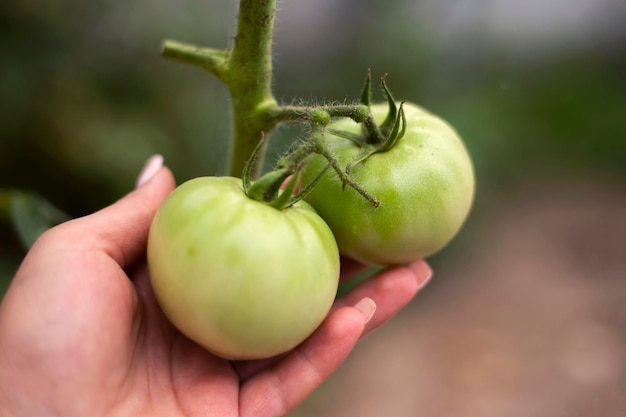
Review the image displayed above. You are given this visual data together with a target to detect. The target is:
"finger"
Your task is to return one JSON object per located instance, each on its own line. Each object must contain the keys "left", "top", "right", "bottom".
{"left": 46, "top": 162, "right": 176, "bottom": 268}
{"left": 339, "top": 256, "right": 373, "bottom": 281}
{"left": 236, "top": 261, "right": 432, "bottom": 383}
{"left": 232, "top": 354, "right": 286, "bottom": 384}
{"left": 333, "top": 260, "right": 432, "bottom": 335}
{"left": 239, "top": 299, "right": 375, "bottom": 417}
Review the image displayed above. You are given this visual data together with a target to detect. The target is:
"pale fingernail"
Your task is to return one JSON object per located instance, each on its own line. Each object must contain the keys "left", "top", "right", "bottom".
{"left": 409, "top": 260, "right": 433, "bottom": 288}
{"left": 136, "top": 155, "right": 164, "bottom": 188}
{"left": 353, "top": 297, "right": 376, "bottom": 324}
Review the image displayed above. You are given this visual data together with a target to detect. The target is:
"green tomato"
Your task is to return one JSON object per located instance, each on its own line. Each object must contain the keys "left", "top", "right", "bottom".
{"left": 301, "top": 102, "right": 475, "bottom": 265}
{"left": 147, "top": 176, "right": 340, "bottom": 360}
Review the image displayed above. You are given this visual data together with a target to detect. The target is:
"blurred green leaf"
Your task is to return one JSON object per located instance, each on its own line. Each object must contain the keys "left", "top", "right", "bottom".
{"left": 0, "top": 190, "right": 71, "bottom": 249}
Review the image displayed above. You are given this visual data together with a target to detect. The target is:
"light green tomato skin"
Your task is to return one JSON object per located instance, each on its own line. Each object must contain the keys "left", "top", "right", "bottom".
{"left": 147, "top": 176, "right": 340, "bottom": 360}
{"left": 302, "top": 103, "right": 475, "bottom": 265}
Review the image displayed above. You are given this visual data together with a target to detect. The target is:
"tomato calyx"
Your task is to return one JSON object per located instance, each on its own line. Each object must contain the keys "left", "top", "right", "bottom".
{"left": 242, "top": 71, "right": 412, "bottom": 210}
{"left": 345, "top": 100, "right": 407, "bottom": 175}
{"left": 242, "top": 134, "right": 329, "bottom": 210}
{"left": 331, "top": 70, "right": 407, "bottom": 144}
{"left": 325, "top": 71, "right": 407, "bottom": 174}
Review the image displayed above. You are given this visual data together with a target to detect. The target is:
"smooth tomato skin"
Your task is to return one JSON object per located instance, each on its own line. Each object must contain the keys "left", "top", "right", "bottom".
{"left": 147, "top": 176, "right": 340, "bottom": 360}
{"left": 301, "top": 103, "right": 475, "bottom": 265}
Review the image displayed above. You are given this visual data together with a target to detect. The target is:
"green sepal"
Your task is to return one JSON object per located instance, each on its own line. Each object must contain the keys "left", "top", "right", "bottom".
{"left": 377, "top": 100, "right": 406, "bottom": 153}
{"left": 379, "top": 74, "right": 398, "bottom": 137}
{"left": 359, "top": 69, "right": 372, "bottom": 107}
{"left": 242, "top": 133, "right": 267, "bottom": 193}
{"left": 268, "top": 170, "right": 299, "bottom": 210}
{"left": 245, "top": 168, "right": 291, "bottom": 203}
{"left": 346, "top": 145, "right": 377, "bottom": 175}
{"left": 346, "top": 102, "right": 406, "bottom": 173}
{"left": 318, "top": 148, "right": 380, "bottom": 208}
{"left": 286, "top": 163, "right": 331, "bottom": 208}
{"left": 326, "top": 128, "right": 365, "bottom": 146}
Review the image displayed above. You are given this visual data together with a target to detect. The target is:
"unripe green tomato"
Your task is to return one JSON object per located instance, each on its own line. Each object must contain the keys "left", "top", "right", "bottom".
{"left": 147, "top": 176, "right": 340, "bottom": 360}
{"left": 301, "top": 103, "right": 475, "bottom": 265}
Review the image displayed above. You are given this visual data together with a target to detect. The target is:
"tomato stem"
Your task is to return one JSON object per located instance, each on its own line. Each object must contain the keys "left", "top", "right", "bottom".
{"left": 267, "top": 105, "right": 369, "bottom": 125}
{"left": 226, "top": 0, "right": 280, "bottom": 177}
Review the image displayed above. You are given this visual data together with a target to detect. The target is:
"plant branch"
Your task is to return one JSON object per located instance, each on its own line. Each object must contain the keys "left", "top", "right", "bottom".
{"left": 226, "top": 0, "right": 279, "bottom": 177}
{"left": 161, "top": 40, "right": 230, "bottom": 82}
{"left": 267, "top": 105, "right": 370, "bottom": 125}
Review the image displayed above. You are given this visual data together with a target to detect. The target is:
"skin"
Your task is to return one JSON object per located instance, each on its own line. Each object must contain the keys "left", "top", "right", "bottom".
{"left": 0, "top": 157, "right": 433, "bottom": 417}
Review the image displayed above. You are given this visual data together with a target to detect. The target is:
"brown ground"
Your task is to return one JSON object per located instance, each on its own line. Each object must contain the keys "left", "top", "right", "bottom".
{"left": 291, "top": 180, "right": 626, "bottom": 417}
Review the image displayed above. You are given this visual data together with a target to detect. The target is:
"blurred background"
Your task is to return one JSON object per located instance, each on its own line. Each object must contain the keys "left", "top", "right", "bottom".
{"left": 1, "top": 0, "right": 625, "bottom": 415}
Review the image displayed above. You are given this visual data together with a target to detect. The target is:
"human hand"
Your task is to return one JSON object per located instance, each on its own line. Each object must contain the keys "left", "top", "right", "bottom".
{"left": 0, "top": 156, "right": 432, "bottom": 417}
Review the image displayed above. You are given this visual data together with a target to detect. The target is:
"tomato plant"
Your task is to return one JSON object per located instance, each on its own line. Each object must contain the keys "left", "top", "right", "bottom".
{"left": 300, "top": 102, "right": 475, "bottom": 265}
{"left": 147, "top": 1, "right": 475, "bottom": 361}
{"left": 147, "top": 176, "right": 340, "bottom": 360}
{"left": 3, "top": 0, "right": 476, "bottom": 390}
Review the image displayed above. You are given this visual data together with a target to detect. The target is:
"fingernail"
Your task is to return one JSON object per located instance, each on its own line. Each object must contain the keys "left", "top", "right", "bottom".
{"left": 136, "top": 155, "right": 164, "bottom": 188}
{"left": 409, "top": 260, "right": 433, "bottom": 288}
{"left": 353, "top": 297, "right": 376, "bottom": 324}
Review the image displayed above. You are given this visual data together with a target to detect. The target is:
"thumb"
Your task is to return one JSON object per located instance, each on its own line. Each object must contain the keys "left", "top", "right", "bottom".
{"left": 53, "top": 156, "right": 177, "bottom": 267}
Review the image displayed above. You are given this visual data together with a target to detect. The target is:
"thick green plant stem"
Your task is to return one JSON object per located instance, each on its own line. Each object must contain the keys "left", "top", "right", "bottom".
{"left": 227, "top": 0, "right": 279, "bottom": 176}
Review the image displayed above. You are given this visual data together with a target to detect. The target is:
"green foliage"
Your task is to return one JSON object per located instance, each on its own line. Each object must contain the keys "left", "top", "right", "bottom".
{"left": 0, "top": 190, "right": 70, "bottom": 249}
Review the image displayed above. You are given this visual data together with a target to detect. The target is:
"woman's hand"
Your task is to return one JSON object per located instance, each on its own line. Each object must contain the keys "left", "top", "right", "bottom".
{"left": 0, "top": 156, "right": 432, "bottom": 417}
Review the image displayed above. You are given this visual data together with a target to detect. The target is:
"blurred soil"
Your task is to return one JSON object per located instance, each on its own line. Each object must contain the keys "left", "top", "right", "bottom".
{"left": 292, "top": 180, "right": 626, "bottom": 417}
